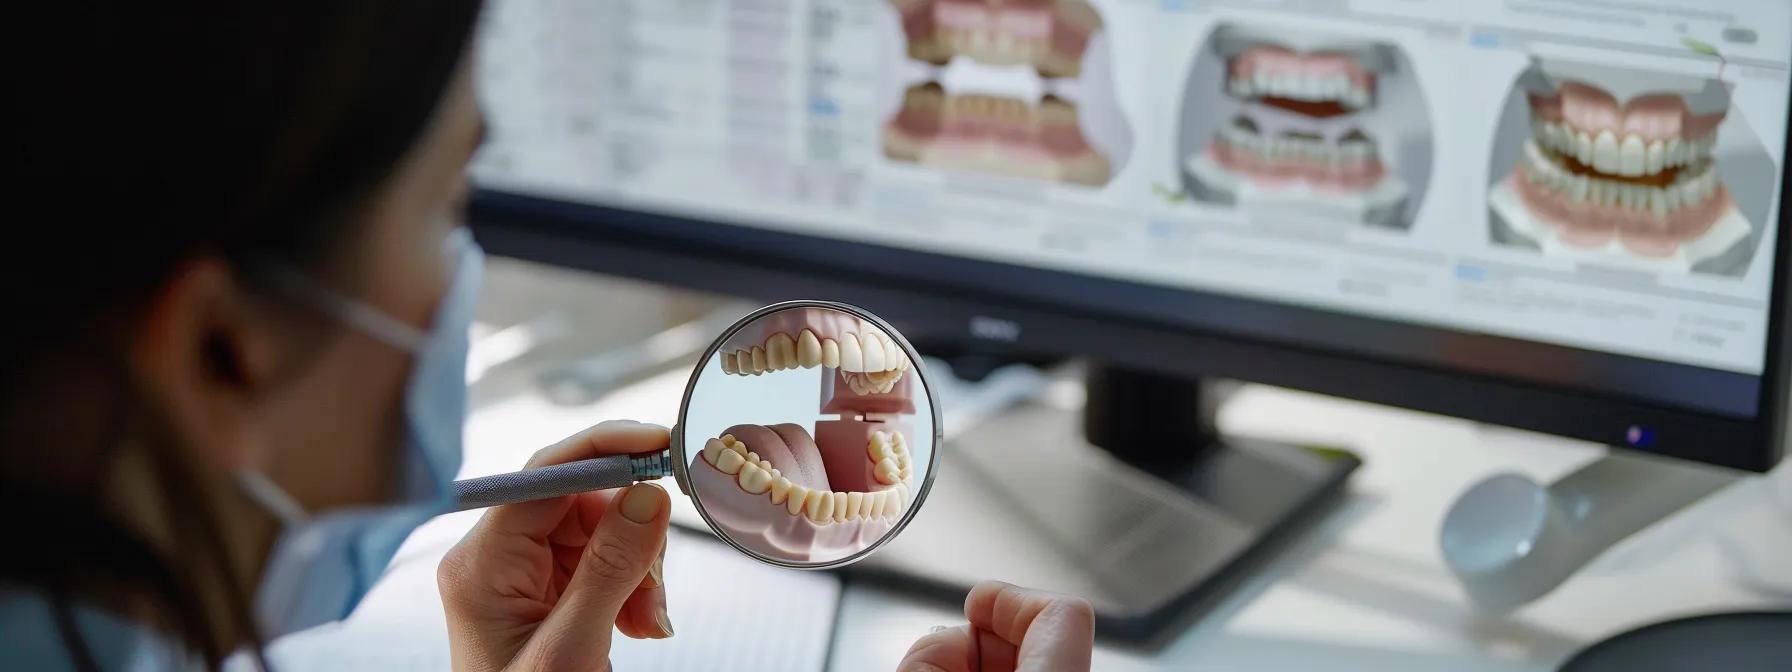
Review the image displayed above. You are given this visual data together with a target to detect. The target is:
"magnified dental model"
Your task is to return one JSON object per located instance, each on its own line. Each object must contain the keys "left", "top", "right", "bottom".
{"left": 450, "top": 301, "right": 941, "bottom": 569}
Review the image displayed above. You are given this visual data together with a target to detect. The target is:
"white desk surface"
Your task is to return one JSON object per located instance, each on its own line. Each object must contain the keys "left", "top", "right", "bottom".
{"left": 270, "top": 362, "right": 1792, "bottom": 671}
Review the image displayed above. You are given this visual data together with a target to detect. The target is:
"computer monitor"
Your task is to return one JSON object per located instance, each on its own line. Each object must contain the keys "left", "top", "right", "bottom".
{"left": 469, "top": 0, "right": 1789, "bottom": 473}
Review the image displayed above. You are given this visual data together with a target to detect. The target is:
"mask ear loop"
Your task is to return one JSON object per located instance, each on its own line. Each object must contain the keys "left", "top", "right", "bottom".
{"left": 250, "top": 263, "right": 429, "bottom": 353}
{"left": 235, "top": 470, "right": 309, "bottom": 528}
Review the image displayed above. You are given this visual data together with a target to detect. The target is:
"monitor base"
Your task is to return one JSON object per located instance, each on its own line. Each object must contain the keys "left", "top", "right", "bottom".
{"left": 845, "top": 365, "right": 1359, "bottom": 646}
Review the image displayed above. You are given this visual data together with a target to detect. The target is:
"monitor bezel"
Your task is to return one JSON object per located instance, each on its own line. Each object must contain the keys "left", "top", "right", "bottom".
{"left": 469, "top": 173, "right": 1789, "bottom": 473}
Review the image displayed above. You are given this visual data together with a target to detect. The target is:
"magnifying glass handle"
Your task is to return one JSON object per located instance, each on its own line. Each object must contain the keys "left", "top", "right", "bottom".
{"left": 451, "top": 449, "right": 674, "bottom": 512}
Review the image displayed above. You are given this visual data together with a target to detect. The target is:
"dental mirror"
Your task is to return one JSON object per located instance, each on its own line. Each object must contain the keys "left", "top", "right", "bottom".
{"left": 451, "top": 300, "right": 942, "bottom": 569}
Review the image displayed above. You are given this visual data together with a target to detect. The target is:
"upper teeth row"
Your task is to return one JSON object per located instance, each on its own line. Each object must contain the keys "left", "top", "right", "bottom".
{"left": 1531, "top": 120, "right": 1714, "bottom": 177}
{"left": 1228, "top": 72, "right": 1371, "bottom": 109}
{"left": 703, "top": 434, "right": 909, "bottom": 523}
{"left": 721, "top": 329, "right": 909, "bottom": 375}
{"left": 1521, "top": 139, "right": 1719, "bottom": 216}
{"left": 935, "top": 29, "right": 1052, "bottom": 65}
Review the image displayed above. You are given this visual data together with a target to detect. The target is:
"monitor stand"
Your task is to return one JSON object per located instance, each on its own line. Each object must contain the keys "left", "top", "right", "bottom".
{"left": 846, "top": 364, "right": 1361, "bottom": 646}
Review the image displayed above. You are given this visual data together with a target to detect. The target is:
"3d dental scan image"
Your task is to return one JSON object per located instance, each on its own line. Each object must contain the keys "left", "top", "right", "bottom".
{"left": 1176, "top": 23, "right": 1432, "bottom": 230}
{"left": 880, "top": 0, "right": 1133, "bottom": 187}
{"left": 679, "top": 303, "right": 938, "bottom": 566}
{"left": 1486, "top": 57, "right": 1774, "bottom": 275}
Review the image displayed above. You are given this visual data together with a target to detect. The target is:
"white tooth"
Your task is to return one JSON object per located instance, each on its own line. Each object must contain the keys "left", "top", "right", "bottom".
{"left": 770, "top": 476, "right": 794, "bottom": 505}
{"left": 776, "top": 332, "right": 801, "bottom": 370}
{"left": 868, "top": 432, "right": 892, "bottom": 462}
{"left": 1650, "top": 188, "right": 1668, "bottom": 218}
{"left": 765, "top": 333, "right": 789, "bottom": 370}
{"left": 721, "top": 352, "right": 738, "bottom": 375}
{"left": 846, "top": 492, "right": 864, "bottom": 519}
{"left": 804, "top": 489, "right": 833, "bottom": 522}
{"left": 785, "top": 484, "right": 809, "bottom": 515}
{"left": 1570, "top": 174, "right": 1588, "bottom": 202}
{"left": 1575, "top": 131, "right": 1593, "bottom": 165}
{"left": 797, "top": 329, "right": 822, "bottom": 368}
{"left": 859, "top": 332, "right": 887, "bottom": 372}
{"left": 1627, "top": 184, "right": 1643, "bottom": 211}
{"left": 738, "top": 462, "right": 772, "bottom": 494}
{"left": 1646, "top": 140, "right": 1664, "bottom": 175}
{"left": 750, "top": 346, "right": 767, "bottom": 374}
{"left": 881, "top": 336, "right": 904, "bottom": 372}
{"left": 1592, "top": 131, "right": 1619, "bottom": 174}
{"left": 839, "top": 333, "right": 864, "bottom": 372}
{"left": 821, "top": 338, "right": 841, "bottom": 368}
{"left": 715, "top": 448, "right": 746, "bottom": 475}
{"left": 900, "top": 466, "right": 913, "bottom": 481}
{"left": 703, "top": 438, "right": 726, "bottom": 465}
{"left": 863, "top": 491, "right": 885, "bottom": 519}
{"left": 1666, "top": 137, "right": 1682, "bottom": 166}
{"left": 1253, "top": 70, "right": 1272, "bottom": 94}
{"left": 1680, "top": 181, "right": 1700, "bottom": 206}
{"left": 1619, "top": 135, "right": 1645, "bottom": 177}
{"left": 1663, "top": 183, "right": 1682, "bottom": 211}
{"left": 831, "top": 492, "right": 849, "bottom": 523}
{"left": 875, "top": 458, "right": 901, "bottom": 484}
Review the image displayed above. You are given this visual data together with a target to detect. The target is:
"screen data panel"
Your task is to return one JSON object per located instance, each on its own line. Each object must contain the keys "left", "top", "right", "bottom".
{"left": 474, "top": 1, "right": 1788, "bottom": 400}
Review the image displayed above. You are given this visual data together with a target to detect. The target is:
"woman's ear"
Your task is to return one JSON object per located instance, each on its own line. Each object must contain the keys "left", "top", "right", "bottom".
{"left": 130, "top": 258, "right": 292, "bottom": 471}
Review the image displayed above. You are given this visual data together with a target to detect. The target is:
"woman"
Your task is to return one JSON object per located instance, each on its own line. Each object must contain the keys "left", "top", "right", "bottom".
{"left": 3, "top": 2, "right": 1094, "bottom": 670}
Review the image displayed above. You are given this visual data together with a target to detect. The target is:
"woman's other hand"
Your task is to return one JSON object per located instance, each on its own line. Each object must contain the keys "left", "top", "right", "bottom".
{"left": 899, "top": 581, "right": 1096, "bottom": 672}
{"left": 438, "top": 421, "right": 674, "bottom": 671}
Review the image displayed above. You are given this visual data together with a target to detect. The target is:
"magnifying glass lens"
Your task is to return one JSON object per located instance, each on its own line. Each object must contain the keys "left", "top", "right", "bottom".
{"left": 680, "top": 305, "right": 936, "bottom": 567}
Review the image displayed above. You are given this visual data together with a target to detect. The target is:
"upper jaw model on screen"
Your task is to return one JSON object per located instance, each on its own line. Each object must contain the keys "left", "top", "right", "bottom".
{"left": 690, "top": 308, "right": 917, "bottom": 562}
{"left": 1182, "top": 25, "right": 1413, "bottom": 227}
{"left": 1488, "top": 58, "right": 1752, "bottom": 271}
{"left": 881, "top": 0, "right": 1132, "bottom": 187}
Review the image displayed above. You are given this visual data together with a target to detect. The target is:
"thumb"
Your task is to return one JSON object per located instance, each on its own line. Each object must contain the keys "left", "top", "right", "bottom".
{"left": 525, "top": 484, "right": 669, "bottom": 667}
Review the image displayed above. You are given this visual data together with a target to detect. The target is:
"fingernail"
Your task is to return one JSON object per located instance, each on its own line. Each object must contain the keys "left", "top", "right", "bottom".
{"left": 620, "top": 484, "right": 665, "bottom": 524}
{"left": 656, "top": 607, "right": 675, "bottom": 637}
{"left": 647, "top": 556, "right": 664, "bottom": 587}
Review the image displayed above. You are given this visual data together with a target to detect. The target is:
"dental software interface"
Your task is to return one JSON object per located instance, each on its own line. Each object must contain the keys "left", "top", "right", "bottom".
{"left": 473, "top": 0, "right": 1789, "bottom": 378}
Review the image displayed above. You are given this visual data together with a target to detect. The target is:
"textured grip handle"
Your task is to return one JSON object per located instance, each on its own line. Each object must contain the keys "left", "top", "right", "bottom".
{"left": 452, "top": 454, "right": 637, "bottom": 512}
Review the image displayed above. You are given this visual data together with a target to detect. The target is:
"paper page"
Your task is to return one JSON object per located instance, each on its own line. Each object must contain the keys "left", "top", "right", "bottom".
{"left": 250, "top": 528, "right": 839, "bottom": 672}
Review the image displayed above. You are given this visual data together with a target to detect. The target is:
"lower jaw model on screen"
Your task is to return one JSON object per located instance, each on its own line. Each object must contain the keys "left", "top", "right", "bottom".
{"left": 1183, "top": 25, "right": 1412, "bottom": 227}
{"left": 691, "top": 309, "right": 917, "bottom": 562}
{"left": 1489, "top": 59, "right": 1750, "bottom": 271}
{"left": 884, "top": 83, "right": 1112, "bottom": 186}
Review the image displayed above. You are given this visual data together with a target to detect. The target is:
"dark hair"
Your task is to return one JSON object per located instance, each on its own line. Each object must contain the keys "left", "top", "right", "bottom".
{"left": 3, "top": 2, "right": 483, "bottom": 668}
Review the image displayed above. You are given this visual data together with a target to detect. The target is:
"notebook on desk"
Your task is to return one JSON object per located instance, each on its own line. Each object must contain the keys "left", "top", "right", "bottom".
{"left": 255, "top": 528, "right": 840, "bottom": 672}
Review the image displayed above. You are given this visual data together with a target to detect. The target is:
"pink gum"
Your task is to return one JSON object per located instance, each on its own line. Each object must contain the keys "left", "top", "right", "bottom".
{"left": 1527, "top": 81, "right": 1725, "bottom": 142}
{"left": 689, "top": 455, "right": 891, "bottom": 563}
{"left": 1209, "top": 142, "right": 1386, "bottom": 193}
{"left": 935, "top": 0, "right": 1051, "bottom": 40}
{"left": 1509, "top": 170, "right": 1731, "bottom": 257}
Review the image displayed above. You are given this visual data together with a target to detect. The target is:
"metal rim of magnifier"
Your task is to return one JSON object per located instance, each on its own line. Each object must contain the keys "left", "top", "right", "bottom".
{"left": 669, "top": 300, "right": 945, "bottom": 571}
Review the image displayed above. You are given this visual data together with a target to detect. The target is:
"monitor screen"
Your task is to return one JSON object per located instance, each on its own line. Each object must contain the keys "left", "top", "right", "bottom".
{"left": 472, "top": 1, "right": 1788, "bottom": 422}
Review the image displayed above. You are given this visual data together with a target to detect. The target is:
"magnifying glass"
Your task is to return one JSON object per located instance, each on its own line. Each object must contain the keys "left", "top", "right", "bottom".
{"left": 450, "top": 300, "right": 942, "bottom": 569}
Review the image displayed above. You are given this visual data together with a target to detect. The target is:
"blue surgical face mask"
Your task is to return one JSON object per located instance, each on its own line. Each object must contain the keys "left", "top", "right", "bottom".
{"left": 236, "top": 228, "right": 483, "bottom": 638}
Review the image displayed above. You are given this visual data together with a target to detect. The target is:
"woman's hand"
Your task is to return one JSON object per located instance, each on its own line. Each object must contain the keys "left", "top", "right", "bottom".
{"left": 438, "top": 420, "right": 674, "bottom": 671}
{"left": 898, "top": 581, "right": 1096, "bottom": 672}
